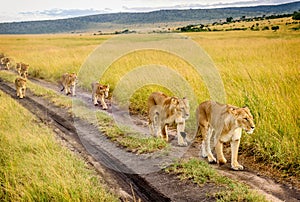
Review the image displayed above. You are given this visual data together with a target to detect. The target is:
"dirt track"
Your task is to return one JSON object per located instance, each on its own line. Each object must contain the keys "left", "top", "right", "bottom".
{"left": 0, "top": 75, "right": 300, "bottom": 202}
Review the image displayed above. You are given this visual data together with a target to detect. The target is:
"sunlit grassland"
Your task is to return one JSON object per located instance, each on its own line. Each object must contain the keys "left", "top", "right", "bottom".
{"left": 187, "top": 30, "right": 300, "bottom": 176}
{"left": 0, "top": 34, "right": 110, "bottom": 82}
{"left": 210, "top": 17, "right": 300, "bottom": 31}
{"left": 0, "top": 26, "right": 299, "bottom": 177}
{"left": 0, "top": 91, "right": 117, "bottom": 201}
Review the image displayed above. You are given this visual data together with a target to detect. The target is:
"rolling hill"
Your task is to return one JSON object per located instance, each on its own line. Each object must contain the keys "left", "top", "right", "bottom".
{"left": 0, "top": 1, "right": 299, "bottom": 34}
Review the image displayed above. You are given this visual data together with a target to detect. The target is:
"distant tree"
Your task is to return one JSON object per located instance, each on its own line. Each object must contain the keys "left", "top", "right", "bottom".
{"left": 262, "top": 26, "right": 270, "bottom": 30}
{"left": 292, "top": 12, "right": 300, "bottom": 20}
{"left": 271, "top": 26, "right": 280, "bottom": 31}
{"left": 226, "top": 17, "right": 233, "bottom": 23}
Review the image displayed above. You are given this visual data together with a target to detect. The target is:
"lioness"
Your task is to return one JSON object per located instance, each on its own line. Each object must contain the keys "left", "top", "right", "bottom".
{"left": 196, "top": 100, "right": 255, "bottom": 170}
{"left": 1, "top": 57, "right": 10, "bottom": 70}
{"left": 15, "top": 77, "right": 27, "bottom": 99}
{"left": 60, "top": 73, "right": 77, "bottom": 96}
{"left": 91, "top": 82, "right": 110, "bottom": 109}
{"left": 147, "top": 92, "right": 190, "bottom": 146}
{"left": 16, "top": 63, "right": 29, "bottom": 78}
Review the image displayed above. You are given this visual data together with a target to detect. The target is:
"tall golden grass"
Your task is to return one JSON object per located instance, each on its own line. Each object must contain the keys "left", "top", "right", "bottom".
{"left": 0, "top": 91, "right": 117, "bottom": 201}
{"left": 0, "top": 34, "right": 109, "bottom": 81}
{"left": 0, "top": 23, "right": 299, "bottom": 176}
{"left": 188, "top": 30, "right": 300, "bottom": 175}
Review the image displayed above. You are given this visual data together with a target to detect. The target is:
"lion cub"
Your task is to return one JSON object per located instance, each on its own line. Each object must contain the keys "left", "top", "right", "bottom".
{"left": 196, "top": 100, "right": 255, "bottom": 170}
{"left": 16, "top": 63, "right": 29, "bottom": 78}
{"left": 60, "top": 73, "right": 77, "bottom": 96}
{"left": 15, "top": 77, "right": 27, "bottom": 99}
{"left": 1, "top": 57, "right": 10, "bottom": 70}
{"left": 91, "top": 82, "right": 110, "bottom": 110}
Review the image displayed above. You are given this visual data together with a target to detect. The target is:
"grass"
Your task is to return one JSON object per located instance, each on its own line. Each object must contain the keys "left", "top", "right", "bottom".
{"left": 187, "top": 29, "right": 300, "bottom": 176}
{"left": 0, "top": 34, "right": 110, "bottom": 82}
{"left": 96, "top": 111, "right": 169, "bottom": 154}
{"left": 0, "top": 16, "right": 299, "bottom": 190}
{"left": 165, "top": 158, "right": 267, "bottom": 202}
{"left": 0, "top": 90, "right": 118, "bottom": 201}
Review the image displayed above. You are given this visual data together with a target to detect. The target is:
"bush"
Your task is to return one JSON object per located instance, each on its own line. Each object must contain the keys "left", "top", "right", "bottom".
{"left": 262, "top": 26, "right": 270, "bottom": 30}
{"left": 271, "top": 25, "right": 279, "bottom": 31}
{"left": 292, "top": 12, "right": 300, "bottom": 20}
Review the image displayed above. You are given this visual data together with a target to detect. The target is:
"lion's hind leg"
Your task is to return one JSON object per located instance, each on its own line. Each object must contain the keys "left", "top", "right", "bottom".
{"left": 205, "top": 127, "right": 217, "bottom": 163}
{"left": 162, "top": 125, "right": 169, "bottom": 142}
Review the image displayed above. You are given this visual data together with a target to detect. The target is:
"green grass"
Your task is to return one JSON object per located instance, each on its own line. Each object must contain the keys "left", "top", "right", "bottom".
{"left": 165, "top": 158, "right": 267, "bottom": 202}
{"left": 0, "top": 90, "right": 118, "bottom": 201}
{"left": 96, "top": 111, "right": 168, "bottom": 154}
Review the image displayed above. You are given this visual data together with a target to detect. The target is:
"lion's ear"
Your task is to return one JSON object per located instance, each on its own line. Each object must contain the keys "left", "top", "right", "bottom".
{"left": 171, "top": 97, "right": 178, "bottom": 105}
{"left": 107, "top": 84, "right": 110, "bottom": 89}
{"left": 228, "top": 107, "right": 238, "bottom": 117}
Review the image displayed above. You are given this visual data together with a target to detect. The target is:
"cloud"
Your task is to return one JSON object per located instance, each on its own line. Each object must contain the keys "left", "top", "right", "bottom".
{"left": 20, "top": 8, "right": 109, "bottom": 19}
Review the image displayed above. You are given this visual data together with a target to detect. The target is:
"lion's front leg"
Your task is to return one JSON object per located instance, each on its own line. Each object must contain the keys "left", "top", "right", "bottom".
{"left": 16, "top": 88, "right": 20, "bottom": 98}
{"left": 230, "top": 139, "right": 243, "bottom": 170}
{"left": 100, "top": 96, "right": 108, "bottom": 110}
{"left": 64, "top": 85, "right": 69, "bottom": 95}
{"left": 22, "top": 87, "right": 26, "bottom": 98}
{"left": 176, "top": 122, "right": 187, "bottom": 146}
{"left": 215, "top": 140, "right": 227, "bottom": 165}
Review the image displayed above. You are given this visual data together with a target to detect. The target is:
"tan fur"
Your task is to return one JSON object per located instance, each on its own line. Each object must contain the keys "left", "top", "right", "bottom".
{"left": 91, "top": 82, "right": 110, "bottom": 110}
{"left": 147, "top": 92, "right": 190, "bottom": 146}
{"left": 60, "top": 73, "right": 77, "bottom": 96}
{"left": 196, "top": 100, "right": 255, "bottom": 170}
{"left": 1, "top": 57, "right": 10, "bottom": 70}
{"left": 15, "top": 77, "right": 27, "bottom": 99}
{"left": 16, "top": 63, "right": 29, "bottom": 78}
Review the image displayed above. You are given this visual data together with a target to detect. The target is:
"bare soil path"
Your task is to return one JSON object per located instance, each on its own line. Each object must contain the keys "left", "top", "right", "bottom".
{"left": 1, "top": 74, "right": 299, "bottom": 202}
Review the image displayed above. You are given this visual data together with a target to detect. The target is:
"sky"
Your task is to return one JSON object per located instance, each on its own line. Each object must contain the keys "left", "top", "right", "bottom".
{"left": 0, "top": 0, "right": 298, "bottom": 23}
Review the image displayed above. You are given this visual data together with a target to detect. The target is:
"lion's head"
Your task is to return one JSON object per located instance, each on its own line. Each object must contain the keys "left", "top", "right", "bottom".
{"left": 68, "top": 73, "right": 77, "bottom": 85}
{"left": 15, "top": 77, "right": 27, "bottom": 87}
{"left": 21, "top": 64, "right": 29, "bottom": 78}
{"left": 97, "top": 84, "right": 110, "bottom": 98}
{"left": 178, "top": 97, "right": 190, "bottom": 120}
{"left": 229, "top": 106, "right": 255, "bottom": 134}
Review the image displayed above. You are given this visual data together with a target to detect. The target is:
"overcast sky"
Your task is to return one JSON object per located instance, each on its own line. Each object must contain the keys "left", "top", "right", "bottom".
{"left": 0, "top": 0, "right": 298, "bottom": 23}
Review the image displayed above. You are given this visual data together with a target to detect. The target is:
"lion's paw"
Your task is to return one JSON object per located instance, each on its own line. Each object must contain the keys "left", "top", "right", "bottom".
{"left": 208, "top": 156, "right": 217, "bottom": 163}
{"left": 217, "top": 158, "right": 227, "bottom": 165}
{"left": 231, "top": 164, "right": 244, "bottom": 171}
{"left": 178, "top": 142, "right": 188, "bottom": 147}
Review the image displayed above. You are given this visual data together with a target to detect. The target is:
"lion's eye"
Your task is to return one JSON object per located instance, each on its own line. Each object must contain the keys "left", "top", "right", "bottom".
{"left": 244, "top": 118, "right": 248, "bottom": 121}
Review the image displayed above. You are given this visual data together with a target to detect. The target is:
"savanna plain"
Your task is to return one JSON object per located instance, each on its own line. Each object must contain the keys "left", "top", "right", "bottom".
{"left": 0, "top": 17, "right": 299, "bottom": 201}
